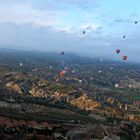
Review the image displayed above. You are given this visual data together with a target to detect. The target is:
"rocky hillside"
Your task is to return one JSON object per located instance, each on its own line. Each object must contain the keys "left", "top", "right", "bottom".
{"left": 2, "top": 74, "right": 100, "bottom": 109}
{"left": 1, "top": 73, "right": 140, "bottom": 123}
{"left": 0, "top": 113, "right": 139, "bottom": 140}
{"left": 70, "top": 95, "right": 101, "bottom": 110}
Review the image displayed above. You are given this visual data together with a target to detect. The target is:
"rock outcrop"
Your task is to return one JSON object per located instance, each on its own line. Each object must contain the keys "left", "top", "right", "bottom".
{"left": 5, "top": 82, "right": 23, "bottom": 94}
{"left": 70, "top": 95, "right": 101, "bottom": 110}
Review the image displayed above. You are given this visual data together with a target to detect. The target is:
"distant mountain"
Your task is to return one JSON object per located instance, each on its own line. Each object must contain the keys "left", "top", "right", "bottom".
{"left": 0, "top": 48, "right": 139, "bottom": 69}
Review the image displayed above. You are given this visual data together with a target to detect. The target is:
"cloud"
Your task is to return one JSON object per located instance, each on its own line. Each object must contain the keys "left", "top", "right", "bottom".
{"left": 29, "top": 0, "right": 99, "bottom": 11}
{"left": 0, "top": 3, "right": 66, "bottom": 29}
{"left": 131, "top": 13, "right": 139, "bottom": 18}
{"left": 0, "top": 0, "right": 140, "bottom": 63}
{"left": 114, "top": 19, "right": 131, "bottom": 23}
{"left": 81, "top": 24, "right": 98, "bottom": 30}
{"left": 0, "top": 0, "right": 100, "bottom": 34}
{"left": 0, "top": 22, "right": 140, "bottom": 63}
{"left": 64, "top": 0, "right": 99, "bottom": 10}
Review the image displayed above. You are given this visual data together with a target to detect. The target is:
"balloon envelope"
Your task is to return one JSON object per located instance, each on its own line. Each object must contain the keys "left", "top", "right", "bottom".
{"left": 98, "top": 70, "right": 102, "bottom": 74}
{"left": 122, "top": 56, "right": 127, "bottom": 61}
{"left": 116, "top": 49, "right": 120, "bottom": 54}
{"left": 123, "top": 35, "right": 126, "bottom": 39}
{"left": 115, "top": 84, "right": 119, "bottom": 88}
{"left": 59, "top": 71, "right": 65, "bottom": 77}
{"left": 83, "top": 31, "right": 86, "bottom": 34}
{"left": 19, "top": 63, "right": 23, "bottom": 66}
{"left": 61, "top": 51, "right": 64, "bottom": 55}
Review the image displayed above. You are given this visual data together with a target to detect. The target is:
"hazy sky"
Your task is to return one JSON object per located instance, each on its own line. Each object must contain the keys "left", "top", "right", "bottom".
{"left": 0, "top": 0, "right": 140, "bottom": 62}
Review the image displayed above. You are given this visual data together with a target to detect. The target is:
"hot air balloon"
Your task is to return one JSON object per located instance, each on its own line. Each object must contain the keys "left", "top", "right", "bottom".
{"left": 100, "top": 59, "right": 103, "bottom": 62}
{"left": 115, "top": 84, "right": 119, "bottom": 88}
{"left": 61, "top": 51, "right": 64, "bottom": 55}
{"left": 64, "top": 67, "right": 68, "bottom": 71}
{"left": 123, "top": 35, "right": 126, "bottom": 39}
{"left": 110, "top": 67, "right": 113, "bottom": 70}
{"left": 59, "top": 71, "right": 65, "bottom": 77}
{"left": 49, "top": 66, "right": 52, "bottom": 69}
{"left": 122, "top": 55, "right": 127, "bottom": 61}
{"left": 116, "top": 49, "right": 120, "bottom": 54}
{"left": 83, "top": 31, "right": 86, "bottom": 34}
{"left": 135, "top": 21, "right": 138, "bottom": 24}
{"left": 98, "top": 70, "right": 102, "bottom": 74}
{"left": 72, "top": 70, "right": 75, "bottom": 74}
{"left": 79, "top": 80, "right": 83, "bottom": 83}
{"left": 62, "top": 70, "right": 66, "bottom": 74}
{"left": 128, "top": 84, "right": 132, "bottom": 88}
{"left": 19, "top": 63, "right": 23, "bottom": 67}
{"left": 55, "top": 79, "right": 60, "bottom": 82}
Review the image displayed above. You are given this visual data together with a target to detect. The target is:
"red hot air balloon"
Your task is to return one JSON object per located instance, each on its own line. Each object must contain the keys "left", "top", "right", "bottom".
{"left": 59, "top": 71, "right": 65, "bottom": 77}
{"left": 122, "top": 56, "right": 127, "bottom": 61}
{"left": 116, "top": 49, "right": 120, "bottom": 54}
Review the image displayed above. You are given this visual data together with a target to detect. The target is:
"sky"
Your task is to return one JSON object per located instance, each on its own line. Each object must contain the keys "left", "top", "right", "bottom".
{"left": 0, "top": 0, "right": 140, "bottom": 63}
